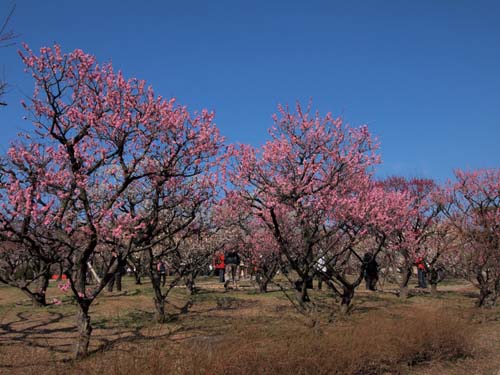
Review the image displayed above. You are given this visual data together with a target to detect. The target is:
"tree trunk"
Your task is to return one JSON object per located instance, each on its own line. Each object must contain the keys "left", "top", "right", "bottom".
{"left": 130, "top": 260, "right": 143, "bottom": 285}
{"left": 430, "top": 283, "right": 438, "bottom": 297}
{"left": 256, "top": 274, "right": 269, "bottom": 293}
{"left": 134, "top": 272, "right": 141, "bottom": 285}
{"left": 107, "top": 274, "right": 115, "bottom": 292}
{"left": 21, "top": 270, "right": 51, "bottom": 307}
{"left": 128, "top": 258, "right": 142, "bottom": 285}
{"left": 146, "top": 248, "right": 168, "bottom": 323}
{"left": 399, "top": 286, "right": 409, "bottom": 299}
{"left": 340, "top": 285, "right": 355, "bottom": 314}
{"left": 399, "top": 266, "right": 412, "bottom": 299}
{"left": 428, "top": 267, "right": 441, "bottom": 297}
{"left": 300, "top": 278, "right": 310, "bottom": 303}
{"left": 185, "top": 277, "right": 194, "bottom": 295}
{"left": 151, "top": 273, "right": 167, "bottom": 322}
{"left": 115, "top": 272, "right": 122, "bottom": 292}
{"left": 259, "top": 283, "right": 268, "bottom": 293}
{"left": 154, "top": 294, "right": 167, "bottom": 323}
{"left": 31, "top": 293, "right": 46, "bottom": 307}
{"left": 75, "top": 302, "right": 92, "bottom": 359}
{"left": 21, "top": 287, "right": 46, "bottom": 307}
{"left": 477, "top": 287, "right": 498, "bottom": 308}
{"left": 259, "top": 279, "right": 268, "bottom": 293}
{"left": 38, "top": 269, "right": 50, "bottom": 296}
{"left": 475, "top": 273, "right": 500, "bottom": 308}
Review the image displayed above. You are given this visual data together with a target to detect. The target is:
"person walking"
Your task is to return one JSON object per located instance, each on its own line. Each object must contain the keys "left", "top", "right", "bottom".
{"left": 224, "top": 250, "right": 241, "bottom": 291}
{"left": 107, "top": 250, "right": 125, "bottom": 292}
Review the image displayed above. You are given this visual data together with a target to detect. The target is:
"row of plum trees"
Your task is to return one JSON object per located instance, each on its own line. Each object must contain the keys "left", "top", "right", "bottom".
{"left": 0, "top": 44, "right": 499, "bottom": 359}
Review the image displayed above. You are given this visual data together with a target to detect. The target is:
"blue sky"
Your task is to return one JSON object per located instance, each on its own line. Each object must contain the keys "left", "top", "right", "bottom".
{"left": 1, "top": 0, "right": 499, "bottom": 182}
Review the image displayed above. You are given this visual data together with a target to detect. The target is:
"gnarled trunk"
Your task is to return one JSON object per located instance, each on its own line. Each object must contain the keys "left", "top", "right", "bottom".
{"left": 115, "top": 272, "right": 122, "bottom": 292}
{"left": 476, "top": 272, "right": 500, "bottom": 308}
{"left": 31, "top": 293, "right": 46, "bottom": 307}
{"left": 21, "top": 270, "right": 51, "bottom": 307}
{"left": 146, "top": 248, "right": 168, "bottom": 322}
{"left": 340, "top": 285, "right": 355, "bottom": 314}
{"left": 256, "top": 273, "right": 269, "bottom": 293}
{"left": 430, "top": 283, "right": 438, "bottom": 297}
{"left": 185, "top": 276, "right": 195, "bottom": 295}
{"left": 72, "top": 247, "right": 97, "bottom": 359}
{"left": 399, "top": 265, "right": 413, "bottom": 299}
{"left": 428, "top": 267, "right": 443, "bottom": 297}
{"left": 21, "top": 287, "right": 46, "bottom": 307}
{"left": 75, "top": 301, "right": 92, "bottom": 359}
{"left": 134, "top": 272, "right": 141, "bottom": 285}
{"left": 151, "top": 272, "right": 167, "bottom": 323}
{"left": 154, "top": 294, "right": 167, "bottom": 323}
{"left": 477, "top": 286, "right": 498, "bottom": 308}
{"left": 301, "top": 282, "right": 309, "bottom": 303}
{"left": 128, "top": 257, "right": 142, "bottom": 285}
{"left": 258, "top": 279, "right": 268, "bottom": 293}
{"left": 294, "top": 276, "right": 311, "bottom": 303}
{"left": 107, "top": 274, "right": 115, "bottom": 292}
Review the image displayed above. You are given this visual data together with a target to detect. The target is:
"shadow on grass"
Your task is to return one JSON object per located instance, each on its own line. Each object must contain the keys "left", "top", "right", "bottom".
{"left": 0, "top": 307, "right": 185, "bottom": 370}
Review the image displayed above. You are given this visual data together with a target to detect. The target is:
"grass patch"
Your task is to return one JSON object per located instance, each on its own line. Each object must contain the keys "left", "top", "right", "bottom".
{"left": 64, "top": 307, "right": 475, "bottom": 375}
{"left": 93, "top": 310, "right": 156, "bottom": 329}
{"left": 0, "top": 278, "right": 493, "bottom": 375}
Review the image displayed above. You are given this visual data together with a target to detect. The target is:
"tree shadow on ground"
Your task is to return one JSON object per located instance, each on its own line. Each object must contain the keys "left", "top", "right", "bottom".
{"left": 0, "top": 308, "right": 185, "bottom": 370}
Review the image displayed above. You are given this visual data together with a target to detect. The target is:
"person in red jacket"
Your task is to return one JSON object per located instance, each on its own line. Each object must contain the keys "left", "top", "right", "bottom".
{"left": 213, "top": 252, "right": 225, "bottom": 283}
{"left": 415, "top": 256, "right": 428, "bottom": 289}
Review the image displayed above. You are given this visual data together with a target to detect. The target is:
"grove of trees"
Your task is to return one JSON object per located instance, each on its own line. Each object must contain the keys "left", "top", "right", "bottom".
{"left": 1, "top": 44, "right": 499, "bottom": 359}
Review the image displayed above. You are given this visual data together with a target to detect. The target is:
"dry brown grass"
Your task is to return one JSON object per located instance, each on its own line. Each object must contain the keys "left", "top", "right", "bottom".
{"left": 0, "top": 278, "right": 498, "bottom": 375}
{"left": 63, "top": 307, "right": 473, "bottom": 375}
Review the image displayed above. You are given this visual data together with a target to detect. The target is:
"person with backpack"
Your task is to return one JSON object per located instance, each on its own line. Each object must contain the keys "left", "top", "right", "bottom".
{"left": 224, "top": 250, "right": 241, "bottom": 291}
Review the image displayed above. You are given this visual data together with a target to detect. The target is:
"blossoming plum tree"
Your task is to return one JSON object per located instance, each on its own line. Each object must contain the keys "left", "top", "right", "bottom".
{"left": 327, "top": 180, "right": 415, "bottom": 310}
{"left": 228, "top": 103, "right": 380, "bottom": 307}
{"left": 441, "top": 169, "right": 500, "bottom": 307}
{"left": 379, "top": 177, "right": 440, "bottom": 298}
{"left": 215, "top": 200, "right": 281, "bottom": 293}
{"left": 0, "top": 142, "right": 64, "bottom": 306}
{"left": 16, "top": 44, "right": 223, "bottom": 357}
{"left": 109, "top": 108, "right": 224, "bottom": 322}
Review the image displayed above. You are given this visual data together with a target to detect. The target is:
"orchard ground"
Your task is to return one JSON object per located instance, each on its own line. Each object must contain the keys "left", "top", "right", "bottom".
{"left": 0, "top": 276, "right": 499, "bottom": 375}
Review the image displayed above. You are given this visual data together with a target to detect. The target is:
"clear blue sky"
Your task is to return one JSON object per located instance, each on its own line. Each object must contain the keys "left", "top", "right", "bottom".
{"left": 1, "top": 0, "right": 499, "bottom": 181}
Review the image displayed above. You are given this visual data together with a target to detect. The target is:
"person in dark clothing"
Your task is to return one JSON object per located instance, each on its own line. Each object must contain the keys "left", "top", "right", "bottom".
{"left": 363, "top": 253, "right": 379, "bottom": 291}
{"left": 157, "top": 259, "right": 167, "bottom": 287}
{"left": 224, "top": 250, "right": 241, "bottom": 291}
{"left": 294, "top": 276, "right": 314, "bottom": 292}
{"left": 107, "top": 250, "right": 127, "bottom": 292}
